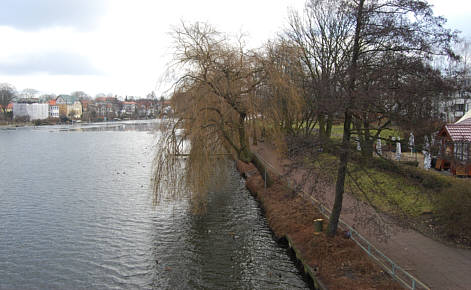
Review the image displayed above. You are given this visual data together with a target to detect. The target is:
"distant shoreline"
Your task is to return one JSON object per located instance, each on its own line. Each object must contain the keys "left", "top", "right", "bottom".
{"left": 0, "top": 118, "right": 161, "bottom": 130}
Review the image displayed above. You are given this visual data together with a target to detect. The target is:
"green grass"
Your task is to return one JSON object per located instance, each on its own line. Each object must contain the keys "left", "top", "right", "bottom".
{"left": 346, "top": 161, "right": 433, "bottom": 217}
{"left": 318, "top": 124, "right": 403, "bottom": 142}
{"left": 305, "top": 150, "right": 471, "bottom": 244}
{"left": 305, "top": 152, "right": 433, "bottom": 217}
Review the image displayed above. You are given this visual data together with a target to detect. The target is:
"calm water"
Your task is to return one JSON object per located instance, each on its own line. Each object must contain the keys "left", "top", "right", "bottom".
{"left": 0, "top": 122, "right": 308, "bottom": 289}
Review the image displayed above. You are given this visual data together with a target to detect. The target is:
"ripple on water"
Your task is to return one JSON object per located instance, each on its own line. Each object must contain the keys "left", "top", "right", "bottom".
{"left": 0, "top": 126, "right": 309, "bottom": 289}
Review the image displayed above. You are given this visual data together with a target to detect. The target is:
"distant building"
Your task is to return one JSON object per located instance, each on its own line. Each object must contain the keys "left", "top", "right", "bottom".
{"left": 94, "top": 97, "right": 121, "bottom": 119}
{"left": 438, "top": 77, "right": 471, "bottom": 122}
{"left": 135, "top": 99, "right": 158, "bottom": 118}
{"left": 122, "top": 101, "right": 137, "bottom": 116}
{"left": 13, "top": 100, "right": 49, "bottom": 120}
{"left": 0, "top": 103, "right": 13, "bottom": 114}
{"left": 48, "top": 100, "right": 59, "bottom": 118}
{"left": 56, "top": 95, "right": 82, "bottom": 119}
{"left": 80, "top": 99, "right": 90, "bottom": 112}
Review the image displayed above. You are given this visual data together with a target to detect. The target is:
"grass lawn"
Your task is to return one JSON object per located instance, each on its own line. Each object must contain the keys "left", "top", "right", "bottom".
{"left": 304, "top": 151, "right": 471, "bottom": 247}
{"left": 326, "top": 124, "right": 402, "bottom": 142}
{"left": 347, "top": 160, "right": 434, "bottom": 217}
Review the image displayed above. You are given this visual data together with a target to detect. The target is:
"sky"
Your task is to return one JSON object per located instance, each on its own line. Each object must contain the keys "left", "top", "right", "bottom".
{"left": 0, "top": 0, "right": 470, "bottom": 98}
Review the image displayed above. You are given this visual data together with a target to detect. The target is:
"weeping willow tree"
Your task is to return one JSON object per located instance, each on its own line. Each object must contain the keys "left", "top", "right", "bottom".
{"left": 152, "top": 22, "right": 274, "bottom": 212}
{"left": 259, "top": 40, "right": 308, "bottom": 140}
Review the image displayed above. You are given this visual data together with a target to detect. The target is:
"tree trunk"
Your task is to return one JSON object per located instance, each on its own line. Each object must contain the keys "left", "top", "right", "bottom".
{"left": 326, "top": 114, "right": 333, "bottom": 138}
{"left": 327, "top": 0, "right": 364, "bottom": 237}
{"left": 327, "top": 111, "right": 352, "bottom": 236}
{"left": 318, "top": 114, "right": 326, "bottom": 139}
{"left": 252, "top": 116, "right": 258, "bottom": 145}
{"left": 361, "top": 118, "right": 374, "bottom": 158}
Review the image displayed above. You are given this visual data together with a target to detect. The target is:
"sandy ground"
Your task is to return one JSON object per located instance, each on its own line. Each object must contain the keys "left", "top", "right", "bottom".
{"left": 251, "top": 142, "right": 471, "bottom": 290}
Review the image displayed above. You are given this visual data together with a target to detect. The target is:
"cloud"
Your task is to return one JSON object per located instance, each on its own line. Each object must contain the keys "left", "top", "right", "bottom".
{"left": 0, "top": 0, "right": 108, "bottom": 31}
{"left": 0, "top": 51, "right": 102, "bottom": 75}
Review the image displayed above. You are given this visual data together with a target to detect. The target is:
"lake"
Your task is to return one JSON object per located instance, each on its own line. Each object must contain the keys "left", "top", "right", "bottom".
{"left": 0, "top": 121, "right": 308, "bottom": 289}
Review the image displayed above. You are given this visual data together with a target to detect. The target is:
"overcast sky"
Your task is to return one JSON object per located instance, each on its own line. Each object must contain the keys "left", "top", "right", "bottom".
{"left": 0, "top": 0, "right": 470, "bottom": 98}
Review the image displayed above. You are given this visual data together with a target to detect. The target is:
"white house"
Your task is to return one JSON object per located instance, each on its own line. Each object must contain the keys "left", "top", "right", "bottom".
{"left": 48, "top": 99, "right": 59, "bottom": 118}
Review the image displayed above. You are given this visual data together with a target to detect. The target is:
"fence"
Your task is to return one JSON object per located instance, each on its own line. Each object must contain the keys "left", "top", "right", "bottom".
{"left": 253, "top": 151, "right": 430, "bottom": 290}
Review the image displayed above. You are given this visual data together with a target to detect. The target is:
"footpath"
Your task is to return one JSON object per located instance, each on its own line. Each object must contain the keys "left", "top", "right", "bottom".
{"left": 251, "top": 142, "right": 471, "bottom": 290}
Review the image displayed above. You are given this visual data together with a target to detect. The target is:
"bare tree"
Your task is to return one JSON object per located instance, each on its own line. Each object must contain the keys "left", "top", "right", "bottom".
{"left": 39, "top": 94, "right": 56, "bottom": 103}
{"left": 284, "top": 0, "right": 353, "bottom": 139}
{"left": 0, "top": 83, "right": 16, "bottom": 119}
{"left": 326, "top": 0, "right": 457, "bottom": 236}
{"left": 71, "top": 91, "right": 90, "bottom": 100}
{"left": 21, "top": 88, "right": 38, "bottom": 99}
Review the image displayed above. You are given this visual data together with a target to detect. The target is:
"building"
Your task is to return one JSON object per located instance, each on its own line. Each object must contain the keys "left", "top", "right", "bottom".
{"left": 80, "top": 99, "right": 90, "bottom": 112}
{"left": 56, "top": 95, "right": 82, "bottom": 119}
{"left": 439, "top": 97, "right": 471, "bottom": 123}
{"left": 438, "top": 77, "right": 471, "bottom": 123}
{"left": 13, "top": 101, "right": 49, "bottom": 120}
{"left": 0, "top": 103, "right": 13, "bottom": 113}
{"left": 0, "top": 103, "right": 13, "bottom": 120}
{"left": 136, "top": 99, "right": 158, "bottom": 118}
{"left": 436, "top": 117, "right": 471, "bottom": 176}
{"left": 122, "top": 101, "right": 137, "bottom": 117}
{"left": 48, "top": 100, "right": 59, "bottom": 118}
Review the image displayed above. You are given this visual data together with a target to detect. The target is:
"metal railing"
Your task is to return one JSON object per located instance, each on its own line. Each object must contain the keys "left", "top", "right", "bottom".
{"left": 253, "top": 151, "right": 430, "bottom": 290}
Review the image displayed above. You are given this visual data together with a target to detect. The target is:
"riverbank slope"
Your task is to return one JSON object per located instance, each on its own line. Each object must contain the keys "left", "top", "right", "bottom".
{"left": 236, "top": 160, "right": 401, "bottom": 289}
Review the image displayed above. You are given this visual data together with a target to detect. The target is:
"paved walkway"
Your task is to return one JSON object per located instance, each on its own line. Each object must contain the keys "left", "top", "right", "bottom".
{"left": 251, "top": 142, "right": 471, "bottom": 290}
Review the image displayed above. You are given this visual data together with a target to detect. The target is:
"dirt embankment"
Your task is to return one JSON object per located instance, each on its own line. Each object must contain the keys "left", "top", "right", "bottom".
{"left": 236, "top": 160, "right": 401, "bottom": 290}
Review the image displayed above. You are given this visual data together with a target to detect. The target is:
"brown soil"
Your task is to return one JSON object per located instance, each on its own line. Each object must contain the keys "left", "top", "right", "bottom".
{"left": 237, "top": 160, "right": 402, "bottom": 290}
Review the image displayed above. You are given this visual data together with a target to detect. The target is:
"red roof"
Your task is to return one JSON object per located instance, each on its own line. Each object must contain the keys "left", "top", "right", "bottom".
{"left": 1, "top": 103, "right": 13, "bottom": 110}
{"left": 443, "top": 124, "right": 471, "bottom": 142}
{"left": 48, "top": 99, "right": 57, "bottom": 105}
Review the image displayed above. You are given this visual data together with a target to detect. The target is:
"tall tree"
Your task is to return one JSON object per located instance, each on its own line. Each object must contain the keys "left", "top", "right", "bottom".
{"left": 153, "top": 22, "right": 271, "bottom": 212}
{"left": 259, "top": 40, "right": 307, "bottom": 137}
{"left": 285, "top": 0, "right": 353, "bottom": 139}
{"left": 326, "top": 0, "right": 457, "bottom": 236}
